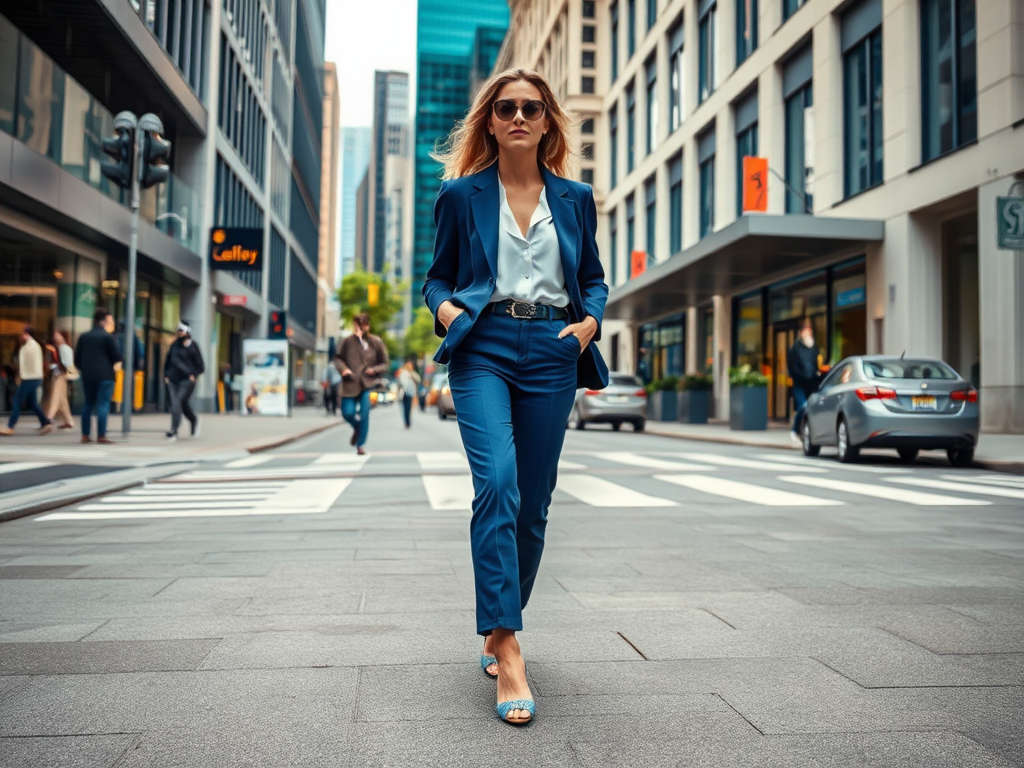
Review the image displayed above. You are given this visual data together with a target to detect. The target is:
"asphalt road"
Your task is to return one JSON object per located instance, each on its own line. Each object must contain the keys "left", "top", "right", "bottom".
{"left": 1, "top": 403, "right": 1022, "bottom": 767}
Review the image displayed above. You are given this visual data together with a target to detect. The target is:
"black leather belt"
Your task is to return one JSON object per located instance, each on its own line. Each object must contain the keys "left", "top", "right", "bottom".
{"left": 491, "top": 299, "right": 569, "bottom": 320}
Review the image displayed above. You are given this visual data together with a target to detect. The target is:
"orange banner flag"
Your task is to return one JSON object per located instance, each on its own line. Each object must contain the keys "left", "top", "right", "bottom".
{"left": 742, "top": 156, "right": 769, "bottom": 213}
{"left": 630, "top": 250, "right": 647, "bottom": 278}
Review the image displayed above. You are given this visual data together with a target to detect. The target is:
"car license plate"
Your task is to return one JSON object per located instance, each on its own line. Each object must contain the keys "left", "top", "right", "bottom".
{"left": 607, "top": 395, "right": 628, "bottom": 403}
{"left": 911, "top": 396, "right": 936, "bottom": 411}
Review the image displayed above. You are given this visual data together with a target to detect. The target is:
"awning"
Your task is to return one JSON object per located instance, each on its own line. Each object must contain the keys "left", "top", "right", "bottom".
{"left": 605, "top": 214, "right": 885, "bottom": 323}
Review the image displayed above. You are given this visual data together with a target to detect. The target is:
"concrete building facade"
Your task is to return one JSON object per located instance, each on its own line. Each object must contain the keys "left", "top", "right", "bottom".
{"left": 317, "top": 61, "right": 340, "bottom": 353}
{"left": 498, "top": 0, "right": 1024, "bottom": 433}
{"left": 338, "top": 125, "right": 371, "bottom": 280}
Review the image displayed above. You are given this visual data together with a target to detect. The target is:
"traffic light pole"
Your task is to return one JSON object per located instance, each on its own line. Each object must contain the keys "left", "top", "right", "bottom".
{"left": 121, "top": 127, "right": 143, "bottom": 436}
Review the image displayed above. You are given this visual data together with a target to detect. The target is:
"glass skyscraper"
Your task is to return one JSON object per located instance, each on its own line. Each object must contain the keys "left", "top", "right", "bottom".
{"left": 413, "top": 0, "right": 509, "bottom": 301}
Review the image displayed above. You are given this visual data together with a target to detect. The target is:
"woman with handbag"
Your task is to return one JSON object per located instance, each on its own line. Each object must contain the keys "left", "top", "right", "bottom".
{"left": 333, "top": 313, "right": 389, "bottom": 455}
{"left": 44, "top": 330, "right": 76, "bottom": 430}
{"left": 424, "top": 68, "right": 609, "bottom": 725}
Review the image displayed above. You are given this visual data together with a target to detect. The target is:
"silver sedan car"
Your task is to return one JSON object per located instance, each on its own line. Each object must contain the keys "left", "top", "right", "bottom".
{"left": 801, "top": 356, "right": 979, "bottom": 466}
{"left": 568, "top": 373, "right": 647, "bottom": 431}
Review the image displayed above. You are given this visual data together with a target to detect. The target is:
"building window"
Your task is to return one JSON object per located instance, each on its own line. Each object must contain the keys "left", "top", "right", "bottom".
{"left": 626, "top": 81, "right": 636, "bottom": 173}
{"left": 735, "top": 91, "right": 758, "bottom": 216}
{"left": 645, "top": 56, "right": 658, "bottom": 155}
{"left": 628, "top": 0, "right": 637, "bottom": 59}
{"left": 783, "top": 0, "right": 806, "bottom": 21}
{"left": 698, "top": 2, "right": 718, "bottom": 104}
{"left": 609, "top": 107, "right": 619, "bottom": 187}
{"left": 783, "top": 45, "right": 813, "bottom": 213}
{"left": 668, "top": 18, "right": 684, "bottom": 132}
{"left": 581, "top": 142, "right": 594, "bottom": 159}
{"left": 921, "top": 0, "right": 977, "bottom": 162}
{"left": 647, "top": 0, "right": 658, "bottom": 30}
{"left": 842, "top": 6, "right": 883, "bottom": 198}
{"left": 582, "top": 76, "right": 595, "bottom": 93}
{"left": 583, "top": 1, "right": 596, "bottom": 18}
{"left": 645, "top": 175, "right": 657, "bottom": 263}
{"left": 609, "top": 209, "right": 618, "bottom": 285}
{"left": 583, "top": 24, "right": 596, "bottom": 43}
{"left": 582, "top": 50, "right": 596, "bottom": 69}
{"left": 581, "top": 118, "right": 595, "bottom": 134}
{"left": 581, "top": 168, "right": 594, "bottom": 185}
{"left": 736, "top": 0, "right": 758, "bottom": 65}
{"left": 698, "top": 127, "right": 716, "bottom": 238}
{"left": 610, "top": 2, "right": 619, "bottom": 81}
{"left": 626, "top": 194, "right": 636, "bottom": 280}
{"left": 669, "top": 153, "right": 683, "bottom": 254}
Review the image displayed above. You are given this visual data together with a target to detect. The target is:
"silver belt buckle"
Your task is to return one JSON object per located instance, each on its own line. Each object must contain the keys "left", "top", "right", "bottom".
{"left": 509, "top": 300, "right": 537, "bottom": 319}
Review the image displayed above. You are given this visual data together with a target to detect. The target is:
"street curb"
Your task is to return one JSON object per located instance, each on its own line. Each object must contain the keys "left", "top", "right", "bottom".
{"left": 0, "top": 421, "right": 346, "bottom": 523}
{"left": 644, "top": 427, "right": 1024, "bottom": 475}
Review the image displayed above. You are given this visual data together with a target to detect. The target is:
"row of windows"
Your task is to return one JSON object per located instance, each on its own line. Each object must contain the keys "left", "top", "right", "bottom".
{"left": 270, "top": 140, "right": 289, "bottom": 220}
{"left": 269, "top": 226, "right": 287, "bottom": 307}
{"left": 214, "top": 156, "right": 264, "bottom": 292}
{"left": 222, "top": 0, "right": 267, "bottom": 83}
{"left": 274, "top": 0, "right": 292, "bottom": 60}
{"left": 288, "top": 249, "right": 317, "bottom": 332}
{"left": 219, "top": 35, "right": 267, "bottom": 186}
{"left": 289, "top": 175, "right": 319, "bottom": 264}
{"left": 135, "top": 0, "right": 210, "bottom": 101}
{"left": 291, "top": 82, "right": 322, "bottom": 212}
{"left": 271, "top": 53, "right": 291, "bottom": 145}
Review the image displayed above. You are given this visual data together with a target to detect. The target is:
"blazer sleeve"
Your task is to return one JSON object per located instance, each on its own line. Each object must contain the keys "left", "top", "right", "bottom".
{"left": 422, "top": 181, "right": 458, "bottom": 337}
{"left": 577, "top": 186, "right": 609, "bottom": 341}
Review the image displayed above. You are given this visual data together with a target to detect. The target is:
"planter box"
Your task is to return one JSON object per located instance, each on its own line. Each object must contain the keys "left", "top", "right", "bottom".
{"left": 649, "top": 390, "right": 679, "bottom": 422}
{"left": 678, "top": 389, "right": 710, "bottom": 424}
{"left": 729, "top": 385, "right": 768, "bottom": 431}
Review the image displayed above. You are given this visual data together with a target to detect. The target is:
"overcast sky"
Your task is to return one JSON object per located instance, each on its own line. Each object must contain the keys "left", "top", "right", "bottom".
{"left": 324, "top": 0, "right": 419, "bottom": 127}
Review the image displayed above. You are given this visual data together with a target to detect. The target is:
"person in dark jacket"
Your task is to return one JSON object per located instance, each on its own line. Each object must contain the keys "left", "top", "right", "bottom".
{"left": 163, "top": 322, "right": 205, "bottom": 440}
{"left": 74, "top": 308, "right": 124, "bottom": 444}
{"left": 787, "top": 319, "right": 822, "bottom": 442}
{"left": 333, "top": 313, "right": 389, "bottom": 455}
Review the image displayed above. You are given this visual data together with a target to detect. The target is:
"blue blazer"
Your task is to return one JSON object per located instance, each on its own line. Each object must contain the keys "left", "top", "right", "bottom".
{"left": 423, "top": 163, "right": 610, "bottom": 391}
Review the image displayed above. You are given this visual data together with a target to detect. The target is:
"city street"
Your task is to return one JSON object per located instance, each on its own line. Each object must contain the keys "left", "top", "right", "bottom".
{"left": 1, "top": 406, "right": 1022, "bottom": 767}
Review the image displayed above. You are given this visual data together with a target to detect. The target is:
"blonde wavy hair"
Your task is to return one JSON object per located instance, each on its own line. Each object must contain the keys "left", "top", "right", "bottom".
{"left": 433, "top": 68, "right": 579, "bottom": 181}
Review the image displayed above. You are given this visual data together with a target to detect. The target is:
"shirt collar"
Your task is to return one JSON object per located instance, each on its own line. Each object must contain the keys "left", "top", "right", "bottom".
{"left": 497, "top": 177, "right": 552, "bottom": 240}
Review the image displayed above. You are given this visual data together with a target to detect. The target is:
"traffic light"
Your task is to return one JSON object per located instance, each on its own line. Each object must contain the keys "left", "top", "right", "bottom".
{"left": 100, "top": 111, "right": 138, "bottom": 190}
{"left": 269, "top": 310, "right": 287, "bottom": 339}
{"left": 367, "top": 283, "right": 379, "bottom": 306}
{"left": 138, "top": 113, "right": 170, "bottom": 189}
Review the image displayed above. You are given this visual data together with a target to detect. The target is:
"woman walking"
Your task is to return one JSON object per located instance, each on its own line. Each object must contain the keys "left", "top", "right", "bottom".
{"left": 396, "top": 358, "right": 421, "bottom": 429}
{"left": 334, "top": 313, "right": 388, "bottom": 455}
{"left": 44, "top": 331, "right": 75, "bottom": 430}
{"left": 424, "top": 68, "right": 608, "bottom": 724}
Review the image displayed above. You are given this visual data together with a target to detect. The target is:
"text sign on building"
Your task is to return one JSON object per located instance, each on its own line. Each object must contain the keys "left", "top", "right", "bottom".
{"left": 222, "top": 295, "right": 248, "bottom": 307}
{"left": 209, "top": 227, "right": 263, "bottom": 271}
{"left": 997, "top": 197, "right": 1024, "bottom": 250}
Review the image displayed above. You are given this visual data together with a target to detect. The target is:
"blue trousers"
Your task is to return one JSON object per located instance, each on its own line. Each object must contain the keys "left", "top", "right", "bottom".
{"left": 792, "top": 384, "right": 809, "bottom": 433}
{"left": 341, "top": 389, "right": 372, "bottom": 448}
{"left": 81, "top": 379, "right": 116, "bottom": 438}
{"left": 7, "top": 379, "right": 48, "bottom": 429}
{"left": 448, "top": 311, "right": 580, "bottom": 636}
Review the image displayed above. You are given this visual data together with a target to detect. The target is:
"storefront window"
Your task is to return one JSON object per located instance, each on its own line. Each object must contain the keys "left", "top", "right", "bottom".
{"left": 637, "top": 316, "right": 685, "bottom": 384}
{"left": 832, "top": 259, "right": 867, "bottom": 363}
{"left": 734, "top": 292, "right": 763, "bottom": 370}
{"left": 700, "top": 305, "right": 714, "bottom": 373}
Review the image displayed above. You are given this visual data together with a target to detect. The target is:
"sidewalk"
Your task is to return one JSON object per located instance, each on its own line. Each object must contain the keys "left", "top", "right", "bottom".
{"left": 643, "top": 420, "right": 1024, "bottom": 473}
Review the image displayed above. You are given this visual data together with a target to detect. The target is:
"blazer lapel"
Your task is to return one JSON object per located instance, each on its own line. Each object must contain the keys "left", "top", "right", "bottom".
{"left": 469, "top": 164, "right": 500, "bottom": 280}
{"left": 542, "top": 168, "right": 579, "bottom": 282}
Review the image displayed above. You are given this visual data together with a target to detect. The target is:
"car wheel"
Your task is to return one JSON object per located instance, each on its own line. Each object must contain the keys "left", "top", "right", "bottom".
{"left": 898, "top": 448, "right": 919, "bottom": 464}
{"left": 570, "top": 406, "right": 585, "bottom": 430}
{"left": 801, "top": 417, "right": 820, "bottom": 457}
{"left": 947, "top": 446, "right": 974, "bottom": 468}
{"left": 633, "top": 419, "right": 646, "bottom": 433}
{"left": 611, "top": 422, "right": 622, "bottom": 432}
{"left": 836, "top": 417, "right": 860, "bottom": 463}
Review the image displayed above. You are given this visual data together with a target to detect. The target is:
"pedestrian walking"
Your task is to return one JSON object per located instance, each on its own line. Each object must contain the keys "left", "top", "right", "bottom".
{"left": 0, "top": 327, "right": 55, "bottom": 436}
{"left": 396, "top": 358, "right": 421, "bottom": 429}
{"left": 788, "top": 319, "right": 823, "bottom": 444}
{"left": 322, "top": 360, "right": 341, "bottom": 416}
{"left": 334, "top": 313, "right": 388, "bottom": 456}
{"left": 43, "top": 330, "right": 76, "bottom": 430}
{"left": 424, "top": 68, "right": 609, "bottom": 725}
{"left": 163, "top": 322, "right": 205, "bottom": 440}
{"left": 74, "top": 308, "right": 123, "bottom": 444}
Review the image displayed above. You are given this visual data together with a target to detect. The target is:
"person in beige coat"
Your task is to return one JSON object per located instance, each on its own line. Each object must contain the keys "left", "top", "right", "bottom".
{"left": 0, "top": 327, "right": 54, "bottom": 436}
{"left": 44, "top": 330, "right": 76, "bottom": 430}
{"left": 333, "top": 313, "right": 389, "bottom": 455}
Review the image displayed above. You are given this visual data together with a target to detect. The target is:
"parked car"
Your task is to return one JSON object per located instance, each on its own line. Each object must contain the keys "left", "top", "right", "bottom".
{"left": 435, "top": 373, "right": 456, "bottom": 420}
{"left": 800, "top": 355, "right": 979, "bottom": 466}
{"left": 567, "top": 373, "right": 647, "bottom": 431}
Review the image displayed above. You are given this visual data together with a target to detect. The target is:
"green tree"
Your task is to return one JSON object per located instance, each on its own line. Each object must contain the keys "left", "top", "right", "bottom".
{"left": 403, "top": 306, "right": 441, "bottom": 360}
{"left": 336, "top": 267, "right": 406, "bottom": 331}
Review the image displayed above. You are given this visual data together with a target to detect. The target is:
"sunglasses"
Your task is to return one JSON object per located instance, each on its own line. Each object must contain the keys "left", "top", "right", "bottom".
{"left": 492, "top": 99, "right": 547, "bottom": 122}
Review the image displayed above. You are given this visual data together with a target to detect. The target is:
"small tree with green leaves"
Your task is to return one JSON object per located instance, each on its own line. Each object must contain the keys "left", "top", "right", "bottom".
{"left": 336, "top": 267, "right": 406, "bottom": 331}
{"left": 403, "top": 306, "right": 440, "bottom": 361}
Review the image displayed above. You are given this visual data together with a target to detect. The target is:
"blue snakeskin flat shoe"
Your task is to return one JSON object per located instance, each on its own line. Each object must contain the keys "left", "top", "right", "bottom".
{"left": 496, "top": 698, "right": 535, "bottom": 725}
{"left": 480, "top": 654, "right": 498, "bottom": 679}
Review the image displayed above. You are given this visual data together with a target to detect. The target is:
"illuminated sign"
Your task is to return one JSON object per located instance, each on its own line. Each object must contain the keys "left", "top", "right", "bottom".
{"left": 209, "top": 227, "right": 263, "bottom": 271}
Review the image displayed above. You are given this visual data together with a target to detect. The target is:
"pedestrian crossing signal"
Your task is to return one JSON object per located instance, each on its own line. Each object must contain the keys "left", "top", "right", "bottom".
{"left": 269, "top": 310, "right": 287, "bottom": 339}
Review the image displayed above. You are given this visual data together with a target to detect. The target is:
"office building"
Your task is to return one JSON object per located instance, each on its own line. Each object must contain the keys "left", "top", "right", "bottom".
{"left": 503, "top": 0, "right": 1024, "bottom": 433}
{"left": 339, "top": 126, "right": 371, "bottom": 279}
{"left": 318, "top": 61, "right": 340, "bottom": 348}
{"left": 413, "top": 0, "right": 510, "bottom": 301}
{"left": 0, "top": 0, "right": 326, "bottom": 412}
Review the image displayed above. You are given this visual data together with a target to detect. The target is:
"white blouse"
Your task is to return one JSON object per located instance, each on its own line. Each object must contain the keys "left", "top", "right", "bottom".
{"left": 490, "top": 178, "right": 569, "bottom": 308}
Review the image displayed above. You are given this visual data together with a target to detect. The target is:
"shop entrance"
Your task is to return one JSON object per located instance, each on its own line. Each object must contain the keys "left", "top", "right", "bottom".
{"left": 768, "top": 315, "right": 827, "bottom": 422}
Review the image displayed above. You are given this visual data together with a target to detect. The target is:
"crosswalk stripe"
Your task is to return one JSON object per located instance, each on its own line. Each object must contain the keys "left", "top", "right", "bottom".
{"left": 80, "top": 500, "right": 259, "bottom": 510}
{"left": 756, "top": 454, "right": 912, "bottom": 474}
{"left": 313, "top": 453, "right": 369, "bottom": 467}
{"left": 677, "top": 453, "right": 828, "bottom": 473}
{"left": 593, "top": 452, "right": 708, "bottom": 471}
{"left": 558, "top": 459, "right": 587, "bottom": 470}
{"left": 655, "top": 474, "right": 842, "bottom": 506}
{"left": 224, "top": 455, "right": 274, "bottom": 468}
{"left": 422, "top": 474, "right": 474, "bottom": 510}
{"left": 556, "top": 475, "right": 678, "bottom": 507}
{"left": 0, "top": 462, "right": 53, "bottom": 475}
{"left": 417, "top": 452, "right": 469, "bottom": 471}
{"left": 945, "top": 474, "right": 1024, "bottom": 489}
{"left": 779, "top": 475, "right": 990, "bottom": 506}
{"left": 888, "top": 477, "right": 1024, "bottom": 500}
